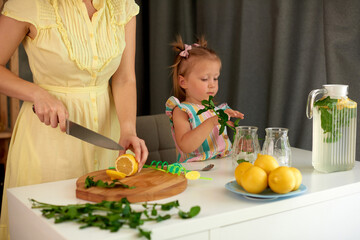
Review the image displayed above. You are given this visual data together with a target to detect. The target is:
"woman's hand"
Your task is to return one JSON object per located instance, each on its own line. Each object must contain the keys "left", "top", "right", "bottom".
{"left": 119, "top": 135, "right": 148, "bottom": 171}
{"left": 33, "top": 91, "right": 69, "bottom": 132}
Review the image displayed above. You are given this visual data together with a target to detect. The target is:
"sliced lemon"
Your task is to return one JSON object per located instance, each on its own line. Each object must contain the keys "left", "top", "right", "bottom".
{"left": 115, "top": 154, "right": 138, "bottom": 176}
{"left": 106, "top": 169, "right": 127, "bottom": 180}
{"left": 337, "top": 98, "right": 348, "bottom": 110}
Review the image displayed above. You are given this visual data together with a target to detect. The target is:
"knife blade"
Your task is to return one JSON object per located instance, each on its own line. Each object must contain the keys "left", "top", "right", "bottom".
{"left": 66, "top": 119, "right": 123, "bottom": 150}
{"left": 32, "top": 105, "right": 123, "bottom": 150}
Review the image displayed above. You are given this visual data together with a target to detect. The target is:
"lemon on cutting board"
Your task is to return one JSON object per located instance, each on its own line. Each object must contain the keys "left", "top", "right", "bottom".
{"left": 115, "top": 153, "right": 138, "bottom": 176}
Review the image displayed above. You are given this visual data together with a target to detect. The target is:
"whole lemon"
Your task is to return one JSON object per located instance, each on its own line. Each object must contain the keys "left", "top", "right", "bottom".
{"left": 289, "top": 167, "right": 302, "bottom": 191}
{"left": 234, "top": 162, "right": 253, "bottom": 187}
{"left": 268, "top": 166, "right": 296, "bottom": 194}
{"left": 254, "top": 153, "right": 279, "bottom": 175}
{"left": 240, "top": 166, "right": 268, "bottom": 194}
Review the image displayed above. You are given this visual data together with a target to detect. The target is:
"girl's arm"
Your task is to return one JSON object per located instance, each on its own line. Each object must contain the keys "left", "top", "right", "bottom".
{"left": 173, "top": 106, "right": 219, "bottom": 153}
{"left": 0, "top": 15, "right": 68, "bottom": 131}
{"left": 111, "top": 16, "right": 148, "bottom": 170}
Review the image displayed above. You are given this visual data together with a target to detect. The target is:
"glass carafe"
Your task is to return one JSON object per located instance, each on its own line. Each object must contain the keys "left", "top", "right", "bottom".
{"left": 262, "top": 128, "right": 292, "bottom": 166}
{"left": 231, "top": 126, "right": 261, "bottom": 166}
{"left": 307, "top": 84, "right": 357, "bottom": 173}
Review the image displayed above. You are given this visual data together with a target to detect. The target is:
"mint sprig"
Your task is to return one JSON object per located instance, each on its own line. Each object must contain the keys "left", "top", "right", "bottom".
{"left": 314, "top": 96, "right": 356, "bottom": 143}
{"left": 197, "top": 96, "right": 240, "bottom": 135}
{"left": 85, "top": 176, "right": 135, "bottom": 189}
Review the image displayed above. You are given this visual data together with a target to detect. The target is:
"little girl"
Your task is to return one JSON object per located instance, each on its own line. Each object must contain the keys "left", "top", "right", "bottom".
{"left": 166, "top": 36, "right": 244, "bottom": 163}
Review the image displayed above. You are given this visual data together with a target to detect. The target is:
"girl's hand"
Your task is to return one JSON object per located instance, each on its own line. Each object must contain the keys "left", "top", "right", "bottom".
{"left": 33, "top": 92, "right": 69, "bottom": 132}
{"left": 224, "top": 109, "right": 244, "bottom": 119}
{"left": 224, "top": 109, "right": 244, "bottom": 127}
{"left": 119, "top": 135, "right": 148, "bottom": 171}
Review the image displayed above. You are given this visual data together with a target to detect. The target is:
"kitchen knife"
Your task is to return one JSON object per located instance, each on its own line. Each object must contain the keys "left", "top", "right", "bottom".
{"left": 32, "top": 105, "right": 123, "bottom": 150}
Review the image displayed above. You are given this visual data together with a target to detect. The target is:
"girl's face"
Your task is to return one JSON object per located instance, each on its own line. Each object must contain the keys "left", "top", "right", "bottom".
{"left": 180, "top": 58, "right": 221, "bottom": 105}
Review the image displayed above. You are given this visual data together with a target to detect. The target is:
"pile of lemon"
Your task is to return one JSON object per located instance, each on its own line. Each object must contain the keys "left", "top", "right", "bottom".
{"left": 235, "top": 153, "right": 302, "bottom": 194}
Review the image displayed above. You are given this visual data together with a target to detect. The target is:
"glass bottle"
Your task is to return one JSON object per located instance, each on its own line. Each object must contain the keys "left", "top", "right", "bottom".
{"left": 306, "top": 84, "right": 357, "bottom": 173}
{"left": 262, "top": 127, "right": 292, "bottom": 166}
{"left": 231, "top": 126, "right": 261, "bottom": 166}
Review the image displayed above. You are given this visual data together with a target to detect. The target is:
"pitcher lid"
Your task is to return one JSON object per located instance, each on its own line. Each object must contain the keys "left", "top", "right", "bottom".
{"left": 323, "top": 84, "right": 348, "bottom": 97}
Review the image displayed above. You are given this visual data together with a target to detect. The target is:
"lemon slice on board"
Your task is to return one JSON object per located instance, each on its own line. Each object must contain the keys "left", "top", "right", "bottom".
{"left": 106, "top": 170, "right": 127, "bottom": 180}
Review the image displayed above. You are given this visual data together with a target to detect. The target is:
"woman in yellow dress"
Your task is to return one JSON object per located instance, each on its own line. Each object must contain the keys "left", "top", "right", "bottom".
{"left": 0, "top": 0, "right": 148, "bottom": 238}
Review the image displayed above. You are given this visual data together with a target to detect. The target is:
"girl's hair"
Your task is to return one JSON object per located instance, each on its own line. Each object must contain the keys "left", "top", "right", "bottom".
{"left": 170, "top": 35, "right": 221, "bottom": 102}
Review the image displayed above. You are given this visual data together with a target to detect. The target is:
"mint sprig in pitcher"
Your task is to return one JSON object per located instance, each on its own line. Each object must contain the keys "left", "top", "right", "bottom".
{"left": 306, "top": 84, "right": 357, "bottom": 173}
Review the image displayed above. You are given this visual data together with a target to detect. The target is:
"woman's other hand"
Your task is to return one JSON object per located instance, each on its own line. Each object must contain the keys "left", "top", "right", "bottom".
{"left": 119, "top": 135, "right": 148, "bottom": 171}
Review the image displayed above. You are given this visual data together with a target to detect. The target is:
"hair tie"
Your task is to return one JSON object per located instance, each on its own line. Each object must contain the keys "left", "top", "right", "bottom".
{"left": 179, "top": 44, "right": 192, "bottom": 58}
{"left": 179, "top": 43, "right": 200, "bottom": 58}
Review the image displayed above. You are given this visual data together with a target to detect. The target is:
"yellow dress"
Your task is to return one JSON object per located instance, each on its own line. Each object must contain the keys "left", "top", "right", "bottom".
{"left": 0, "top": 0, "right": 139, "bottom": 239}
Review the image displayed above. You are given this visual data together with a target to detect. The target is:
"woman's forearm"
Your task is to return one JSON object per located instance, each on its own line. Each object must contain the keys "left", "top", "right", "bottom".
{"left": 112, "top": 78, "right": 137, "bottom": 136}
{"left": 0, "top": 65, "right": 47, "bottom": 102}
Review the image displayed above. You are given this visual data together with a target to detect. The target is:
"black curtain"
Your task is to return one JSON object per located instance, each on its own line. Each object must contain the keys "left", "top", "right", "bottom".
{"left": 134, "top": 0, "right": 360, "bottom": 158}
{"left": 16, "top": 0, "right": 360, "bottom": 157}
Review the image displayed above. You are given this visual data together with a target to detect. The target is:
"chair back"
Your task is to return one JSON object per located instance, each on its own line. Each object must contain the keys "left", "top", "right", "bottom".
{"left": 136, "top": 114, "right": 176, "bottom": 164}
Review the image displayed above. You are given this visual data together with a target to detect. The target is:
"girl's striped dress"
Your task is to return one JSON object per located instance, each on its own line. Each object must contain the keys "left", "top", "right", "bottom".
{"left": 165, "top": 96, "right": 232, "bottom": 162}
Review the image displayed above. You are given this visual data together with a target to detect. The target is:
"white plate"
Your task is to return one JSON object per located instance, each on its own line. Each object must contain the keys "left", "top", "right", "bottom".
{"left": 225, "top": 180, "right": 307, "bottom": 200}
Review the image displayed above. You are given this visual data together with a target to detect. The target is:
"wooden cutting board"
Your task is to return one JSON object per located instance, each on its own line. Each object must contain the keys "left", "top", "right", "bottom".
{"left": 76, "top": 168, "right": 187, "bottom": 203}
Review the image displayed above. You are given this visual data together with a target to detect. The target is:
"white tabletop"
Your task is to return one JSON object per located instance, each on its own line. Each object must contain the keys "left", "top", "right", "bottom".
{"left": 7, "top": 148, "right": 360, "bottom": 240}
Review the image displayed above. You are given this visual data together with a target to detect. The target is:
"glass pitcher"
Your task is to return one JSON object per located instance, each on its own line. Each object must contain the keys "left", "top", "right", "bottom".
{"left": 231, "top": 126, "right": 261, "bottom": 166}
{"left": 306, "top": 84, "right": 357, "bottom": 173}
{"left": 262, "top": 127, "right": 292, "bottom": 166}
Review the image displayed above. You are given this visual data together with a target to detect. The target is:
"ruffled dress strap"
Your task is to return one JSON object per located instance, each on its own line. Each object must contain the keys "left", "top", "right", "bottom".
{"left": 165, "top": 96, "right": 195, "bottom": 125}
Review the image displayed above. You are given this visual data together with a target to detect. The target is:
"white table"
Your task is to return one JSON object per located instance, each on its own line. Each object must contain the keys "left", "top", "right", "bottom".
{"left": 7, "top": 148, "right": 360, "bottom": 240}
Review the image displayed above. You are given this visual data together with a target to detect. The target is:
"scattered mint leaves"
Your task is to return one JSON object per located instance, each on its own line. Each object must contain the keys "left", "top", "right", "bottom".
{"left": 197, "top": 96, "right": 240, "bottom": 135}
{"left": 178, "top": 206, "right": 201, "bottom": 219}
{"left": 85, "top": 176, "right": 135, "bottom": 189}
{"left": 31, "top": 198, "right": 200, "bottom": 240}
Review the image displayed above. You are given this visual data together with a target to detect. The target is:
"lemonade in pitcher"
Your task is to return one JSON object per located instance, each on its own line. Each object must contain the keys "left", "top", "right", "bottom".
{"left": 307, "top": 85, "right": 357, "bottom": 173}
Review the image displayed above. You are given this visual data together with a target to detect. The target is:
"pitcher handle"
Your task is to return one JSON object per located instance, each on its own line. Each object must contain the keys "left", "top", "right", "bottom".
{"left": 306, "top": 88, "right": 326, "bottom": 119}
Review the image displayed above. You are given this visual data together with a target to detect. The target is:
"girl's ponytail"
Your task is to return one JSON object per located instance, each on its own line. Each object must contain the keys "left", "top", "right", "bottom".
{"left": 170, "top": 36, "right": 187, "bottom": 101}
